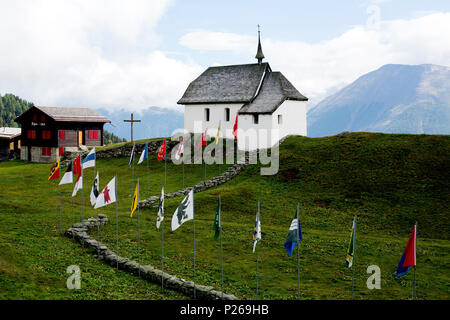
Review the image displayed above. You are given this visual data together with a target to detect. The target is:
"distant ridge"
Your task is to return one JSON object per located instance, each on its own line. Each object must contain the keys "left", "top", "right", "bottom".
{"left": 307, "top": 64, "right": 450, "bottom": 137}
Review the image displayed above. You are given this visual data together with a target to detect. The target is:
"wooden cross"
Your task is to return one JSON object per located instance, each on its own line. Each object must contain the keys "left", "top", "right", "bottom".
{"left": 123, "top": 113, "right": 141, "bottom": 142}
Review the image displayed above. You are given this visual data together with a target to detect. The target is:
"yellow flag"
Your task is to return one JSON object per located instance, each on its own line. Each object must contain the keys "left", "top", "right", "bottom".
{"left": 130, "top": 181, "right": 139, "bottom": 217}
{"left": 215, "top": 121, "right": 221, "bottom": 144}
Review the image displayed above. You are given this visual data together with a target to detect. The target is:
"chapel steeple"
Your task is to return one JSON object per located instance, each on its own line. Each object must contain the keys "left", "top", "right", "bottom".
{"left": 255, "top": 24, "right": 265, "bottom": 64}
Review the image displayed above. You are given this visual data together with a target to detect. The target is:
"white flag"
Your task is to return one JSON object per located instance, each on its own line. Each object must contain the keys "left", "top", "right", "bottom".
{"left": 156, "top": 185, "right": 164, "bottom": 229}
{"left": 94, "top": 176, "right": 116, "bottom": 209}
{"left": 175, "top": 138, "right": 184, "bottom": 161}
{"left": 253, "top": 207, "right": 261, "bottom": 252}
{"left": 90, "top": 171, "right": 99, "bottom": 206}
{"left": 72, "top": 175, "right": 83, "bottom": 197}
{"left": 171, "top": 189, "right": 194, "bottom": 231}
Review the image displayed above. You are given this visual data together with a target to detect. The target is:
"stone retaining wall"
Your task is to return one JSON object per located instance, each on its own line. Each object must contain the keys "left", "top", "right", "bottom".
{"left": 138, "top": 160, "right": 247, "bottom": 208}
{"left": 65, "top": 215, "right": 237, "bottom": 300}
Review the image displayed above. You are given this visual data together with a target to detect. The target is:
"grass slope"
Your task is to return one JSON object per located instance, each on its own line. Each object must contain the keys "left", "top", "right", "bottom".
{"left": 0, "top": 133, "right": 449, "bottom": 300}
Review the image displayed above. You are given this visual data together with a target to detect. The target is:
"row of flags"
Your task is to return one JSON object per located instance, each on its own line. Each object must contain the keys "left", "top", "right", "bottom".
{"left": 49, "top": 139, "right": 418, "bottom": 297}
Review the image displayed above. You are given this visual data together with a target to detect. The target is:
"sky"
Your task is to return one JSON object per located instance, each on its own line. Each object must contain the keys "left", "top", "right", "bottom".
{"left": 0, "top": 0, "right": 449, "bottom": 112}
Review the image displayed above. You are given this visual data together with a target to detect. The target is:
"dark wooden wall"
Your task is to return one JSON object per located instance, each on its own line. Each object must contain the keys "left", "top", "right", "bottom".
{"left": 17, "top": 108, "right": 106, "bottom": 149}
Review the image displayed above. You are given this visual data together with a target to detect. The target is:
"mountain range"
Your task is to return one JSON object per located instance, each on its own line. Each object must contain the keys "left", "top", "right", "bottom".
{"left": 307, "top": 64, "right": 450, "bottom": 137}
{"left": 98, "top": 106, "right": 184, "bottom": 141}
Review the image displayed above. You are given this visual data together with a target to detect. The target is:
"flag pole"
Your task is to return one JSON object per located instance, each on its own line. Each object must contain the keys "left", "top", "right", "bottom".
{"left": 81, "top": 164, "right": 84, "bottom": 222}
{"left": 182, "top": 158, "right": 185, "bottom": 189}
{"left": 161, "top": 207, "right": 164, "bottom": 292}
{"left": 137, "top": 178, "right": 141, "bottom": 278}
{"left": 147, "top": 156, "right": 150, "bottom": 199}
{"left": 115, "top": 174, "right": 119, "bottom": 269}
{"left": 59, "top": 183, "right": 62, "bottom": 234}
{"left": 193, "top": 191, "right": 196, "bottom": 299}
{"left": 413, "top": 221, "right": 417, "bottom": 300}
{"left": 72, "top": 178, "right": 75, "bottom": 239}
{"left": 219, "top": 194, "right": 223, "bottom": 299}
{"left": 351, "top": 215, "right": 357, "bottom": 300}
{"left": 297, "top": 202, "right": 300, "bottom": 300}
{"left": 256, "top": 200, "right": 259, "bottom": 300}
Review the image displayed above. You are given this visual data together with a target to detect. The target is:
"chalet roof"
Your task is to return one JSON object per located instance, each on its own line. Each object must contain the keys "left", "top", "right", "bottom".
{"left": 177, "top": 63, "right": 270, "bottom": 104}
{"left": 15, "top": 106, "right": 111, "bottom": 123}
{"left": 239, "top": 72, "right": 308, "bottom": 114}
{"left": 0, "top": 127, "right": 21, "bottom": 139}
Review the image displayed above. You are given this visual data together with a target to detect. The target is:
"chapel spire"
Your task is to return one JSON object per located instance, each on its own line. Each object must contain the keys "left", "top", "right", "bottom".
{"left": 255, "top": 24, "right": 265, "bottom": 64}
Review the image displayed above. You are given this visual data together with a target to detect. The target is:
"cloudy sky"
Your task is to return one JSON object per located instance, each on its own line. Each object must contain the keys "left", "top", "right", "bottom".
{"left": 0, "top": 0, "right": 449, "bottom": 112}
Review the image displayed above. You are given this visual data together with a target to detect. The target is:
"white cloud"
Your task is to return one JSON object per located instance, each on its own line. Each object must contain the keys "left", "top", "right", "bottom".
{"left": 180, "top": 12, "right": 450, "bottom": 107}
{"left": 0, "top": 0, "right": 202, "bottom": 111}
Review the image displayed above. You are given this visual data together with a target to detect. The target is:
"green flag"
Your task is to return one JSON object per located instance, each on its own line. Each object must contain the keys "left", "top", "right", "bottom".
{"left": 346, "top": 216, "right": 356, "bottom": 267}
{"left": 213, "top": 196, "right": 221, "bottom": 240}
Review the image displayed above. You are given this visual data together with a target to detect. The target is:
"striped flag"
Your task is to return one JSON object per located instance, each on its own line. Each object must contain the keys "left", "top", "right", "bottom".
{"left": 48, "top": 158, "right": 60, "bottom": 180}
{"left": 129, "top": 143, "right": 135, "bottom": 167}
{"left": 284, "top": 209, "right": 302, "bottom": 256}
{"left": 396, "top": 224, "right": 417, "bottom": 277}
{"left": 82, "top": 147, "right": 95, "bottom": 169}
{"left": 346, "top": 216, "right": 356, "bottom": 268}
{"left": 215, "top": 121, "right": 221, "bottom": 144}
{"left": 59, "top": 161, "right": 73, "bottom": 185}
{"left": 130, "top": 181, "right": 139, "bottom": 217}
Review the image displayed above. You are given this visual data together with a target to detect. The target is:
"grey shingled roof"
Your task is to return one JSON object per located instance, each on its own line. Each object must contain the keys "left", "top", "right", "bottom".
{"left": 239, "top": 72, "right": 308, "bottom": 114}
{"left": 15, "top": 106, "right": 111, "bottom": 123}
{"left": 178, "top": 62, "right": 307, "bottom": 114}
{"left": 177, "top": 63, "right": 270, "bottom": 104}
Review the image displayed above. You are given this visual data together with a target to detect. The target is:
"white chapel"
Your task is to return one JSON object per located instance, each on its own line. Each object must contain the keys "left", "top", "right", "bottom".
{"left": 177, "top": 29, "right": 308, "bottom": 150}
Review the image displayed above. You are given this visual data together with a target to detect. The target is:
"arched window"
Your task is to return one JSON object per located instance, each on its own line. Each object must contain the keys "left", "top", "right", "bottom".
{"left": 205, "top": 108, "right": 210, "bottom": 122}
{"left": 253, "top": 114, "right": 259, "bottom": 124}
{"left": 225, "top": 108, "right": 230, "bottom": 122}
{"left": 278, "top": 114, "right": 282, "bottom": 125}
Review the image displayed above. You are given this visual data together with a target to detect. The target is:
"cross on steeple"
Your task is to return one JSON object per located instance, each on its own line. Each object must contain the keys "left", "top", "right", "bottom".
{"left": 123, "top": 113, "right": 141, "bottom": 142}
{"left": 255, "top": 24, "right": 265, "bottom": 64}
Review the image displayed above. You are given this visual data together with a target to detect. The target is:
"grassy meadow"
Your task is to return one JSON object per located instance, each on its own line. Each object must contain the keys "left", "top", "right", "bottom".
{"left": 0, "top": 133, "right": 449, "bottom": 300}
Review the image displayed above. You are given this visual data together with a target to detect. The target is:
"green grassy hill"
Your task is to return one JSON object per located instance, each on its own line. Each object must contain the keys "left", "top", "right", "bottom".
{"left": 0, "top": 133, "right": 449, "bottom": 300}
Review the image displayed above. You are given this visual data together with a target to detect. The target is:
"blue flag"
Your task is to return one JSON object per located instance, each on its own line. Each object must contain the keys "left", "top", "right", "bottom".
{"left": 137, "top": 143, "right": 148, "bottom": 165}
{"left": 284, "top": 209, "right": 302, "bottom": 256}
{"left": 82, "top": 147, "right": 95, "bottom": 169}
{"left": 129, "top": 143, "right": 135, "bottom": 167}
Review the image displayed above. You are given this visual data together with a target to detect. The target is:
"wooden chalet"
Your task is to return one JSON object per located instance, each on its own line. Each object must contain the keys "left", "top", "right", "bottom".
{"left": 0, "top": 127, "right": 21, "bottom": 161}
{"left": 15, "top": 106, "right": 110, "bottom": 163}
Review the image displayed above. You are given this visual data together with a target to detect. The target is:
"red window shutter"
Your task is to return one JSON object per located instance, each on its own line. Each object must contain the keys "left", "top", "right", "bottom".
{"left": 42, "top": 147, "right": 50, "bottom": 156}
{"left": 41, "top": 115, "right": 45, "bottom": 122}
{"left": 59, "top": 130, "right": 65, "bottom": 140}
{"left": 59, "top": 147, "right": 64, "bottom": 156}
{"left": 93, "top": 130, "right": 98, "bottom": 139}
{"left": 88, "top": 130, "right": 92, "bottom": 139}
{"left": 32, "top": 114, "right": 37, "bottom": 122}
{"left": 27, "top": 130, "right": 31, "bottom": 139}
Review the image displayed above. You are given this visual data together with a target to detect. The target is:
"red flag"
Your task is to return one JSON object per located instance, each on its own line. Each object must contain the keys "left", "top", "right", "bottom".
{"left": 196, "top": 130, "right": 207, "bottom": 151}
{"left": 157, "top": 140, "right": 166, "bottom": 162}
{"left": 402, "top": 225, "right": 417, "bottom": 268}
{"left": 73, "top": 155, "right": 82, "bottom": 176}
{"left": 232, "top": 114, "right": 238, "bottom": 141}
